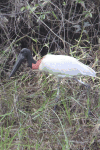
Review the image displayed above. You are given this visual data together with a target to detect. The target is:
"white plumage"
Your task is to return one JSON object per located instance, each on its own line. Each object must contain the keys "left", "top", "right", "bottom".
{"left": 39, "top": 54, "right": 96, "bottom": 77}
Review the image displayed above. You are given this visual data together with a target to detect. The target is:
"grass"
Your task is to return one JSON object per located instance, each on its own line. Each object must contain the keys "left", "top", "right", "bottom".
{"left": 0, "top": 0, "right": 100, "bottom": 148}
{"left": 0, "top": 68, "right": 100, "bottom": 149}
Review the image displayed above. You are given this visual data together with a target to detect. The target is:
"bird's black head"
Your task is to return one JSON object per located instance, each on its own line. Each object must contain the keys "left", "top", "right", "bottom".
{"left": 9, "top": 48, "right": 36, "bottom": 78}
{"left": 20, "top": 48, "right": 32, "bottom": 58}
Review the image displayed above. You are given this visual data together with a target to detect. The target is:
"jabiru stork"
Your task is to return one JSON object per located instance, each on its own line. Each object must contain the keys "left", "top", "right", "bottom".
{"left": 9, "top": 48, "right": 96, "bottom": 110}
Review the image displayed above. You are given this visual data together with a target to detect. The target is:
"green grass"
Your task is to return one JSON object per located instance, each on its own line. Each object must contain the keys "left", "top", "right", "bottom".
{"left": 0, "top": 70, "right": 99, "bottom": 149}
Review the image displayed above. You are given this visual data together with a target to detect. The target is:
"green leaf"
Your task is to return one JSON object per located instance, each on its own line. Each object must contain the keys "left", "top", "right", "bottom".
{"left": 52, "top": 11, "right": 57, "bottom": 19}
{"left": 21, "top": 7, "right": 25, "bottom": 11}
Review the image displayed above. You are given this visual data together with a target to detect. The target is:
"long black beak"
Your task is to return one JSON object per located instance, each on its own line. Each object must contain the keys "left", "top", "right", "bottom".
{"left": 9, "top": 53, "right": 25, "bottom": 78}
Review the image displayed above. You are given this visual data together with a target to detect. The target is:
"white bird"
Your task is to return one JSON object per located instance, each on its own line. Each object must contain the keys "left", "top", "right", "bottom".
{"left": 9, "top": 48, "right": 96, "bottom": 110}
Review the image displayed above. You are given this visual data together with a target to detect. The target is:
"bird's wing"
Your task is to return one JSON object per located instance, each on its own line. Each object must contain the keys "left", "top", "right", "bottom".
{"left": 39, "top": 54, "right": 96, "bottom": 77}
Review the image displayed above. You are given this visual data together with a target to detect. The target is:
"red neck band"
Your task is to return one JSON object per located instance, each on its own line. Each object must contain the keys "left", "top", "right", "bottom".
{"left": 32, "top": 59, "right": 42, "bottom": 69}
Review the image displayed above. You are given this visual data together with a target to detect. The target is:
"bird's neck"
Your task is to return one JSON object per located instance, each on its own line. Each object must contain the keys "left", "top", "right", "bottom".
{"left": 32, "top": 59, "right": 42, "bottom": 69}
{"left": 27, "top": 56, "right": 37, "bottom": 68}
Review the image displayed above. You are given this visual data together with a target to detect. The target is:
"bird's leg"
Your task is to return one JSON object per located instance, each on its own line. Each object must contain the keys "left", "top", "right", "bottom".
{"left": 73, "top": 78, "right": 91, "bottom": 116}
{"left": 73, "top": 78, "right": 90, "bottom": 89}
{"left": 86, "top": 85, "right": 91, "bottom": 116}
{"left": 54, "top": 77, "right": 61, "bottom": 111}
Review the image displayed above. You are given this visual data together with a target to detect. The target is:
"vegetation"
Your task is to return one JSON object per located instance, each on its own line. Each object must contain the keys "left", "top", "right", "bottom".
{"left": 0, "top": 0, "right": 100, "bottom": 149}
